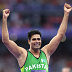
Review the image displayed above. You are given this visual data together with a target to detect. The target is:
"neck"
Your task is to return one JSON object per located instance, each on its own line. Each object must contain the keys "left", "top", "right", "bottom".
{"left": 29, "top": 48, "right": 40, "bottom": 55}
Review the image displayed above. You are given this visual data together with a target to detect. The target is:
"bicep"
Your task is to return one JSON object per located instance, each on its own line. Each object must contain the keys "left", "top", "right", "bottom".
{"left": 48, "top": 34, "right": 62, "bottom": 48}
{"left": 3, "top": 40, "right": 27, "bottom": 58}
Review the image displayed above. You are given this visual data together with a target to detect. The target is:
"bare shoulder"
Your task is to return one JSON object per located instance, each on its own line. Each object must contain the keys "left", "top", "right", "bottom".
{"left": 41, "top": 44, "right": 49, "bottom": 55}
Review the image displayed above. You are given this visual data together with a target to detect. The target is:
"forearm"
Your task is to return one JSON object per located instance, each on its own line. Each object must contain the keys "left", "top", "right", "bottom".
{"left": 57, "top": 12, "right": 69, "bottom": 36}
{"left": 2, "top": 18, "right": 9, "bottom": 42}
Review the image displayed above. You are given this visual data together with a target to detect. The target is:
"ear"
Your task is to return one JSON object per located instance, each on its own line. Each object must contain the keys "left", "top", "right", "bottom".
{"left": 28, "top": 39, "right": 30, "bottom": 45}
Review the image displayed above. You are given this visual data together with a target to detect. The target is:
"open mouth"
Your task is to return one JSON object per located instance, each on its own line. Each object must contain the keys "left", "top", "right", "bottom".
{"left": 34, "top": 43, "right": 40, "bottom": 47}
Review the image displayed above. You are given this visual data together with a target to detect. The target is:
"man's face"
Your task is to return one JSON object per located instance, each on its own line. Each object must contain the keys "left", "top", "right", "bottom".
{"left": 29, "top": 34, "right": 42, "bottom": 50}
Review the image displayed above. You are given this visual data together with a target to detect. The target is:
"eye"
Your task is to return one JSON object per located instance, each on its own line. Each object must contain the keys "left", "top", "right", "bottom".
{"left": 37, "top": 38, "right": 41, "bottom": 40}
{"left": 32, "top": 38, "right": 36, "bottom": 41}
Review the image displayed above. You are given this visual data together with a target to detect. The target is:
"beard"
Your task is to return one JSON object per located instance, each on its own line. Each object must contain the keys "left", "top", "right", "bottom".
{"left": 31, "top": 42, "right": 41, "bottom": 50}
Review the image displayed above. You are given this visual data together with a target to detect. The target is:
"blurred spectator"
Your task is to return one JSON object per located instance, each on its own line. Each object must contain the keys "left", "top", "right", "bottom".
{"left": 0, "top": 55, "right": 18, "bottom": 72}
{"left": 62, "top": 67, "right": 71, "bottom": 72}
{"left": 0, "top": 1, "right": 6, "bottom": 10}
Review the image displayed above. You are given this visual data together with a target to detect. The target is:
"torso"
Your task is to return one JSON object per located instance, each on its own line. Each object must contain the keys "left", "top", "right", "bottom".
{"left": 20, "top": 50, "right": 49, "bottom": 72}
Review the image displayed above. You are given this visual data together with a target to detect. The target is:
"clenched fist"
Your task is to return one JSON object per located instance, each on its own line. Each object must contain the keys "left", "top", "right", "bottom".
{"left": 3, "top": 9, "right": 10, "bottom": 19}
{"left": 64, "top": 3, "right": 72, "bottom": 14}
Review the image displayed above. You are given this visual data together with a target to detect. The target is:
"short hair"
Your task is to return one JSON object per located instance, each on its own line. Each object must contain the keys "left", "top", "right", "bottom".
{"left": 28, "top": 29, "right": 41, "bottom": 40}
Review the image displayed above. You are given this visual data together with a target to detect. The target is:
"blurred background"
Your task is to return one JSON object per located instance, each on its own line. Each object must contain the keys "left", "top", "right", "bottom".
{"left": 0, "top": 0, "right": 72, "bottom": 72}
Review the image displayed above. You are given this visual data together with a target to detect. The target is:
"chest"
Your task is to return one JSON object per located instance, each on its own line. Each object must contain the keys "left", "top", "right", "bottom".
{"left": 23, "top": 51, "right": 48, "bottom": 72}
{"left": 26, "top": 52, "right": 47, "bottom": 66}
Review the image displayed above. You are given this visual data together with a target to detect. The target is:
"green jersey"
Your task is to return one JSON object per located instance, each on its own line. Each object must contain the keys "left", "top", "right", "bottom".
{"left": 20, "top": 50, "right": 49, "bottom": 72}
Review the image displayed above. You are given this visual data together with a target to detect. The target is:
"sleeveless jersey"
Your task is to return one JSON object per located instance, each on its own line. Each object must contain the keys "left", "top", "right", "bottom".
{"left": 20, "top": 50, "right": 49, "bottom": 72}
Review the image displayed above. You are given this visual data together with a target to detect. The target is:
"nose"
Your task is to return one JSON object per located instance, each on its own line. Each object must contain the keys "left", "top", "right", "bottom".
{"left": 35, "top": 39, "right": 41, "bottom": 43}
{"left": 36, "top": 39, "right": 39, "bottom": 42}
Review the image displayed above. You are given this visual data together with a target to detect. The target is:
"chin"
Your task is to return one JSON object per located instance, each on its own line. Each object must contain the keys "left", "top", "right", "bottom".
{"left": 33, "top": 47, "right": 40, "bottom": 50}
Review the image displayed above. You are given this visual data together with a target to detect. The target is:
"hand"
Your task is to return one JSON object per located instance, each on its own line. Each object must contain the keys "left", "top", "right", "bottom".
{"left": 64, "top": 3, "right": 72, "bottom": 14}
{"left": 3, "top": 9, "right": 10, "bottom": 19}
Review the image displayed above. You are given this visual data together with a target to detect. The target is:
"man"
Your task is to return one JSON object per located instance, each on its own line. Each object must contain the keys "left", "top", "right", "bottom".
{"left": 2, "top": 3, "right": 72, "bottom": 72}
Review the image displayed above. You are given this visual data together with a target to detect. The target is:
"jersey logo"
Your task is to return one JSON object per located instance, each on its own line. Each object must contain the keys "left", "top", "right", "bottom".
{"left": 25, "top": 64, "right": 47, "bottom": 71}
{"left": 41, "top": 59, "right": 46, "bottom": 62}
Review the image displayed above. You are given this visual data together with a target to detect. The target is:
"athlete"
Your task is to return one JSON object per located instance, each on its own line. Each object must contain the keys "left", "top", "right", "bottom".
{"left": 2, "top": 3, "right": 72, "bottom": 72}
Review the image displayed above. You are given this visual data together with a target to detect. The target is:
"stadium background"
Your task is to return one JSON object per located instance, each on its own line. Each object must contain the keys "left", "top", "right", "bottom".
{"left": 0, "top": 0, "right": 72, "bottom": 72}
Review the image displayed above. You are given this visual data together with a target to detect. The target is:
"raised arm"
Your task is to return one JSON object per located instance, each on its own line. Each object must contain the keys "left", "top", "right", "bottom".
{"left": 41, "top": 3, "right": 72, "bottom": 56}
{"left": 2, "top": 9, "right": 27, "bottom": 59}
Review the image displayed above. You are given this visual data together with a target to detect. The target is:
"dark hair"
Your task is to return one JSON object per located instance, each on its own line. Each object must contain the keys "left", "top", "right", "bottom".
{"left": 28, "top": 29, "right": 41, "bottom": 40}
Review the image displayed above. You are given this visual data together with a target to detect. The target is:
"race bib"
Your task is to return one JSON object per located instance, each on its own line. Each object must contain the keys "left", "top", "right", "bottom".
{"left": 31, "top": 70, "right": 46, "bottom": 72}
